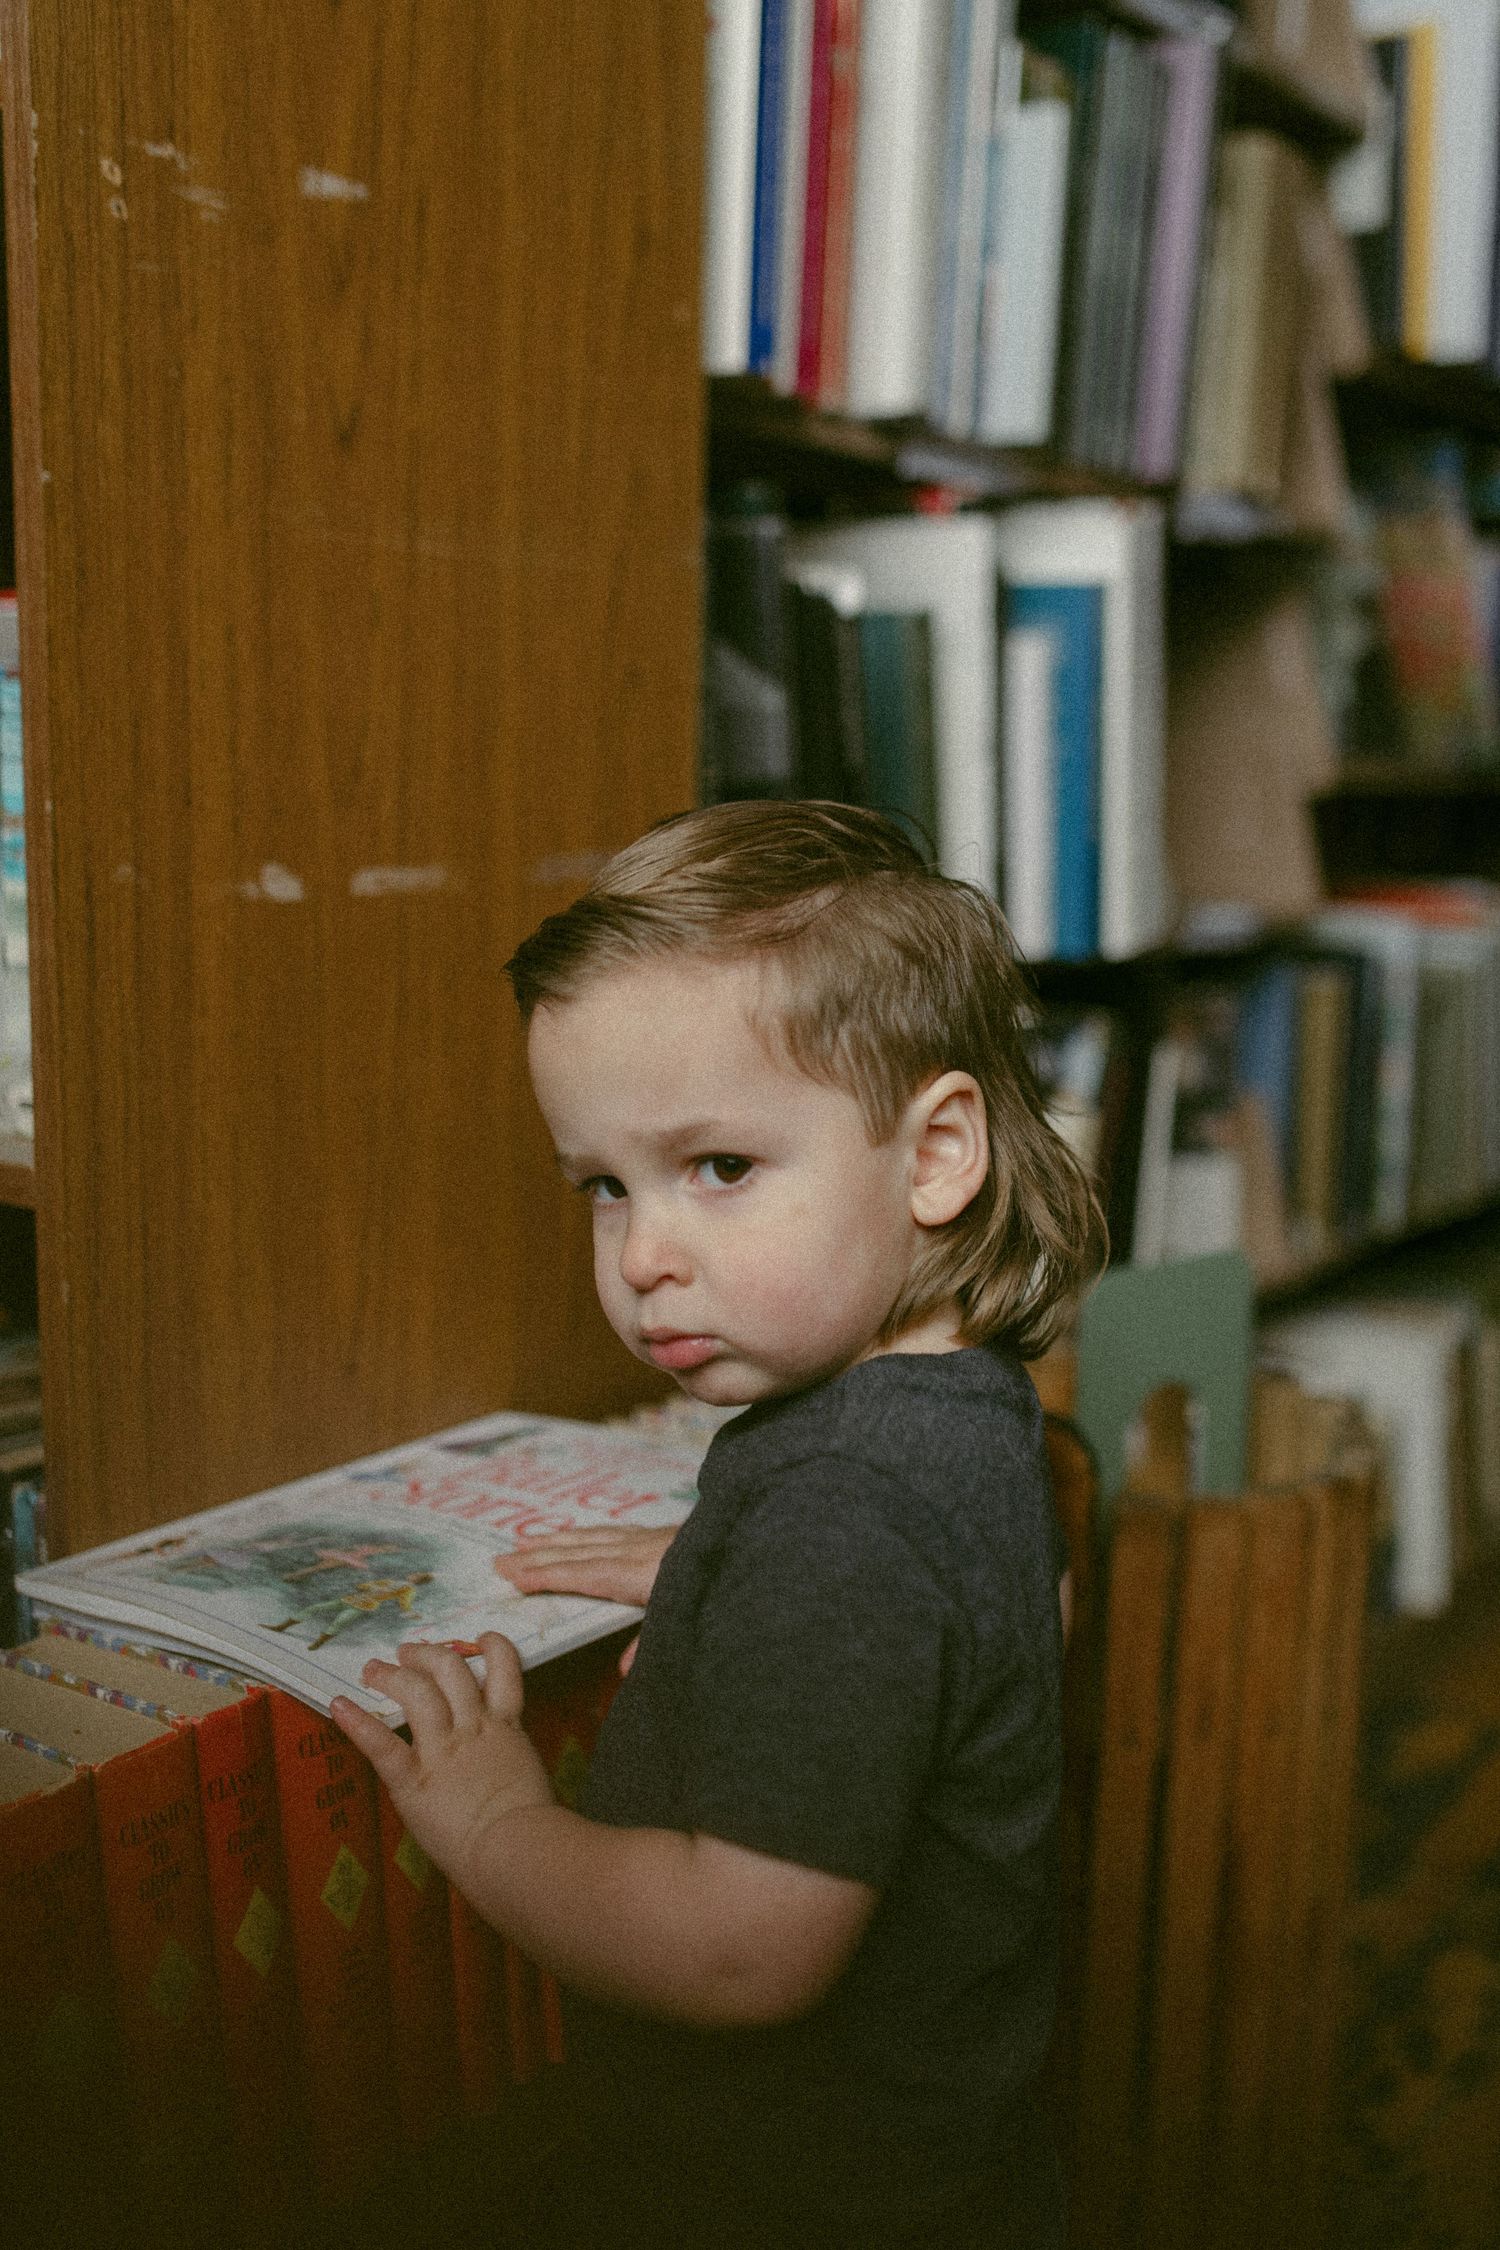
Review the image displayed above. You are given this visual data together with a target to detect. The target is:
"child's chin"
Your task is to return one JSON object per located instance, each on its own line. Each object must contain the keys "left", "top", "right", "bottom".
{"left": 672, "top": 1359, "right": 759, "bottom": 1407}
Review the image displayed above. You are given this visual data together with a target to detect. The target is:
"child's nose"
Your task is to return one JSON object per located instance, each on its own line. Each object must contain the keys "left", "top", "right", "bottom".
{"left": 618, "top": 1203, "right": 691, "bottom": 1293}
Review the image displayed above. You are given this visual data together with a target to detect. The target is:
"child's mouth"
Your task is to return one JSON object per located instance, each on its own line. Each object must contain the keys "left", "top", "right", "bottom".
{"left": 644, "top": 1334, "right": 719, "bottom": 1371}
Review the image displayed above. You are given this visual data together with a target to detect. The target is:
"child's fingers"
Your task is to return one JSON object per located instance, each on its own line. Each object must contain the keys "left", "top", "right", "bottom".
{"left": 476, "top": 1631, "right": 525, "bottom": 1721}
{"left": 494, "top": 1530, "right": 628, "bottom": 1577}
{"left": 331, "top": 1695, "right": 414, "bottom": 1786}
{"left": 395, "top": 1639, "right": 486, "bottom": 1724}
{"left": 498, "top": 1555, "right": 641, "bottom": 1600}
{"left": 361, "top": 1652, "right": 456, "bottom": 1740}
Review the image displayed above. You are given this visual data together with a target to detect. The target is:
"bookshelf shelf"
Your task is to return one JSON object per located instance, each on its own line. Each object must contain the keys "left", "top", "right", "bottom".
{"left": 708, "top": 377, "right": 1172, "bottom": 506}
{"left": 1320, "top": 763, "right": 1500, "bottom": 799}
{"left": 1255, "top": 1192, "right": 1500, "bottom": 1308}
{"left": 1339, "top": 356, "right": 1500, "bottom": 441}
{"left": 1225, "top": 38, "right": 1368, "bottom": 153}
{"left": 0, "top": 1135, "right": 35, "bottom": 1212}
{"left": 1021, "top": 0, "right": 1365, "bottom": 148}
{"left": 1021, "top": 0, "right": 1234, "bottom": 47}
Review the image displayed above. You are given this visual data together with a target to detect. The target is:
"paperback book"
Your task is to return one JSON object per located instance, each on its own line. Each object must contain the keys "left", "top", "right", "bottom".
{"left": 16, "top": 1410, "right": 714, "bottom": 1722}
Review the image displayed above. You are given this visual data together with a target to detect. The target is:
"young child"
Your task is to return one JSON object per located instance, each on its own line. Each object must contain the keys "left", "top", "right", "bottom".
{"left": 332, "top": 802, "right": 1104, "bottom": 2249}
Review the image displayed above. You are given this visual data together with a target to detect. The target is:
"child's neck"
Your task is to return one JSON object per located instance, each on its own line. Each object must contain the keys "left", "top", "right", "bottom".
{"left": 860, "top": 1299, "right": 967, "bottom": 1363}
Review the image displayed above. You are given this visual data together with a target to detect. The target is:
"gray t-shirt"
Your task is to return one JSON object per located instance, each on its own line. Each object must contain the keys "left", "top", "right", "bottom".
{"left": 567, "top": 1343, "right": 1065, "bottom": 2242}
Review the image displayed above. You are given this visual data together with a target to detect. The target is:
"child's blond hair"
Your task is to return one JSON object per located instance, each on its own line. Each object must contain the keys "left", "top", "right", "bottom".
{"left": 506, "top": 801, "right": 1106, "bottom": 1358}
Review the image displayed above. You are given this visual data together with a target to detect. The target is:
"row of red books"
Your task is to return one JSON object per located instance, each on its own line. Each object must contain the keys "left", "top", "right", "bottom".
{"left": 0, "top": 1616, "right": 623, "bottom": 2239}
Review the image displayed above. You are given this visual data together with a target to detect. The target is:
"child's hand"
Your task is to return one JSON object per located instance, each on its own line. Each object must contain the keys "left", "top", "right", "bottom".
{"left": 494, "top": 1523, "right": 676, "bottom": 1608}
{"left": 331, "top": 1634, "right": 552, "bottom": 1890}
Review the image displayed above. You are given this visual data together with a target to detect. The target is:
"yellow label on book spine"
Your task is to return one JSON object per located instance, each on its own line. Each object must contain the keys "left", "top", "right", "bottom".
{"left": 394, "top": 1830, "right": 434, "bottom": 1891}
{"left": 148, "top": 1937, "right": 199, "bottom": 2025}
{"left": 234, "top": 1884, "right": 283, "bottom": 1978}
{"left": 320, "top": 1843, "right": 369, "bottom": 1931}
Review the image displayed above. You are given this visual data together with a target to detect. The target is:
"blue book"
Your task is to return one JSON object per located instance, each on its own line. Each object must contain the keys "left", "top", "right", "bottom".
{"left": 9, "top": 1478, "right": 46, "bottom": 1642}
{"left": 1234, "top": 958, "right": 1300, "bottom": 1180}
{"left": 928, "top": 0, "right": 973, "bottom": 425}
{"left": 1006, "top": 582, "right": 1101, "bottom": 959}
{"left": 748, "top": 0, "right": 789, "bottom": 375}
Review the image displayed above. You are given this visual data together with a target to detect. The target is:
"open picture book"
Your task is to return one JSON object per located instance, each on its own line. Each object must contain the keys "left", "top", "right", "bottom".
{"left": 15, "top": 1408, "right": 723, "bottom": 1721}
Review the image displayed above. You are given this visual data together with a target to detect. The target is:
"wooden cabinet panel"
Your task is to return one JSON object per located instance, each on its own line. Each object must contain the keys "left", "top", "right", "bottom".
{"left": 1, "top": 3, "right": 700, "bottom": 1548}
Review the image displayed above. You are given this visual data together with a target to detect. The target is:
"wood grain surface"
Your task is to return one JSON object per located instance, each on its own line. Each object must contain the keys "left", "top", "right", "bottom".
{"left": 0, "top": 3, "right": 701, "bottom": 1549}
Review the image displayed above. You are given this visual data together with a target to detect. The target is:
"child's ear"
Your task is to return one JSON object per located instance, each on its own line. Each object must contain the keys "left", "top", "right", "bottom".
{"left": 909, "top": 1072, "right": 989, "bottom": 1228}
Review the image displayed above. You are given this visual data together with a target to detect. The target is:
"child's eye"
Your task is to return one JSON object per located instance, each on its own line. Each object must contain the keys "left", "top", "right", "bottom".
{"left": 697, "top": 1154, "right": 751, "bottom": 1187}
{"left": 579, "top": 1176, "right": 626, "bottom": 1206}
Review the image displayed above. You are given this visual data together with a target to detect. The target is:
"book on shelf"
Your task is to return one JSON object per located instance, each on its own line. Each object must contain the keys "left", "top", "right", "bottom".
{"left": 703, "top": 0, "right": 766, "bottom": 376}
{"left": 0, "top": 1664, "right": 227, "bottom": 2225}
{"left": 14, "top": 1407, "right": 711, "bottom": 1720}
{"left": 1260, "top": 1294, "right": 1483, "bottom": 1614}
{"left": 843, "top": 0, "right": 951, "bottom": 415}
{"left": 786, "top": 509, "right": 1002, "bottom": 888}
{"left": 1167, "top": 574, "right": 1337, "bottom": 926}
{"left": 706, "top": 0, "right": 1223, "bottom": 481}
{"left": 0, "top": 1735, "right": 125, "bottom": 2236}
{"left": 3, "top": 1628, "right": 305, "bottom": 2217}
{"left": 975, "top": 48, "right": 1074, "bottom": 450}
{"left": 1340, "top": 0, "right": 1500, "bottom": 366}
{"left": 993, "top": 499, "right": 1171, "bottom": 962}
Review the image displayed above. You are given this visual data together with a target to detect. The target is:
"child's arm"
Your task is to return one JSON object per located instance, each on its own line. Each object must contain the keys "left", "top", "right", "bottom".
{"left": 331, "top": 1635, "right": 875, "bottom": 2030}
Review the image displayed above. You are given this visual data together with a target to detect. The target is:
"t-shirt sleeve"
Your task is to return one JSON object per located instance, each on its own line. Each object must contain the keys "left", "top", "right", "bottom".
{"left": 678, "top": 1456, "right": 951, "bottom": 1887}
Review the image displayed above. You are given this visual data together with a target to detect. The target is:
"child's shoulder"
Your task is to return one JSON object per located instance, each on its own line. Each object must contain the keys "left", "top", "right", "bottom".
{"left": 707, "top": 1345, "right": 1048, "bottom": 1540}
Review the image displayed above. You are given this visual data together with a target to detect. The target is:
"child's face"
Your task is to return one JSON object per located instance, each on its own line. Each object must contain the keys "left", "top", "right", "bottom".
{"left": 527, "top": 956, "right": 949, "bottom": 1406}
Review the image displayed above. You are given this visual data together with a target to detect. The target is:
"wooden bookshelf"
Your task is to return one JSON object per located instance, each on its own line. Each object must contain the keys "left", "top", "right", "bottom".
{"left": 0, "top": 0, "right": 703, "bottom": 1552}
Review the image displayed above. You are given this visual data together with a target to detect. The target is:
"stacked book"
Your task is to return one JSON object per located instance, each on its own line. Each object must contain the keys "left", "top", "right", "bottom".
{"left": 0, "top": 1406, "right": 717, "bottom": 2234}
{"left": 1028, "top": 880, "right": 1500, "bottom": 1279}
{"left": 704, "top": 0, "right": 1222, "bottom": 472}
{"left": 1261, "top": 1288, "right": 1500, "bottom": 1617}
{"left": 1180, "top": 132, "right": 1371, "bottom": 524}
{"left": 1334, "top": 0, "right": 1500, "bottom": 368}
{"left": 703, "top": 488, "right": 1173, "bottom": 961}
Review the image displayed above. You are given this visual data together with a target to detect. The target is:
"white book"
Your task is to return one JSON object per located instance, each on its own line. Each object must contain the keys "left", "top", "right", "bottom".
{"left": 1308, "top": 905, "right": 1422, "bottom": 1232}
{"left": 1353, "top": 0, "right": 1500, "bottom": 362}
{"left": 17, "top": 1408, "right": 717, "bottom": 1720}
{"left": 844, "top": 0, "right": 952, "bottom": 416}
{"left": 703, "top": 0, "right": 765, "bottom": 373}
{"left": 1131, "top": 1036, "right": 1186, "bottom": 1268}
{"left": 1162, "top": 1149, "right": 1245, "bottom": 1263}
{"left": 787, "top": 512, "right": 1001, "bottom": 892}
{"left": 772, "top": 0, "right": 817, "bottom": 393}
{"left": 1000, "top": 621, "right": 1057, "bottom": 958}
{"left": 991, "top": 500, "right": 1171, "bottom": 959}
{"left": 1262, "top": 1299, "right": 1474, "bottom": 1616}
{"left": 931, "top": 0, "right": 1008, "bottom": 434}
{"left": 977, "top": 92, "right": 1071, "bottom": 447}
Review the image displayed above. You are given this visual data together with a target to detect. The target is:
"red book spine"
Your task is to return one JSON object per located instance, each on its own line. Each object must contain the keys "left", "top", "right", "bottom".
{"left": 796, "top": 0, "right": 837, "bottom": 397}
{"left": 91, "top": 1729, "right": 227, "bottom": 2223}
{"left": 191, "top": 1691, "right": 306, "bottom": 2215}
{"left": 378, "top": 1778, "right": 460, "bottom": 2149}
{"left": 816, "top": 0, "right": 861, "bottom": 406}
{"left": 0, "top": 1765, "right": 126, "bottom": 2234}
{"left": 268, "top": 1691, "right": 390, "bottom": 2195}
